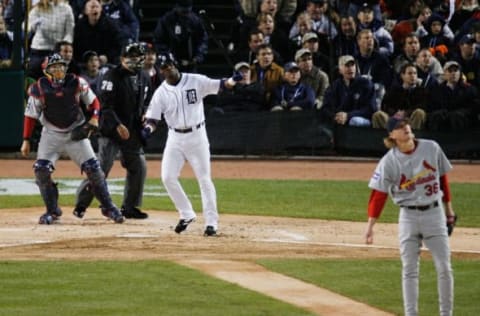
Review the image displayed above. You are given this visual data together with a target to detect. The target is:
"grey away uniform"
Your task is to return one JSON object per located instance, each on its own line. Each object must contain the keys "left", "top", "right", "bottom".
{"left": 369, "top": 139, "right": 453, "bottom": 316}
{"left": 25, "top": 73, "right": 123, "bottom": 224}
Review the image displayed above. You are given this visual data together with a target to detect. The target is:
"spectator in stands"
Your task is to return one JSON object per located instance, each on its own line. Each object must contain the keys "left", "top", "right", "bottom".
{"left": 229, "top": 0, "right": 296, "bottom": 54}
{"left": 373, "top": 63, "right": 429, "bottom": 130}
{"left": 301, "top": 32, "right": 331, "bottom": 76}
{"left": 448, "top": 0, "right": 479, "bottom": 34}
{"left": 214, "top": 61, "right": 265, "bottom": 113}
{"left": 143, "top": 43, "right": 163, "bottom": 91}
{"left": 256, "top": 12, "right": 290, "bottom": 64}
{"left": 79, "top": 50, "right": 108, "bottom": 95}
{"left": 271, "top": 61, "right": 315, "bottom": 111}
{"left": 391, "top": 4, "right": 432, "bottom": 50}
{"left": 452, "top": 34, "right": 480, "bottom": 87}
{"left": 288, "top": 12, "right": 314, "bottom": 58}
{"left": 250, "top": 43, "right": 284, "bottom": 110}
{"left": 295, "top": 48, "right": 329, "bottom": 109}
{"left": 54, "top": 41, "right": 80, "bottom": 75}
{"left": 233, "top": 28, "right": 267, "bottom": 64}
{"left": 393, "top": 33, "right": 422, "bottom": 74}
{"left": 292, "top": 0, "right": 337, "bottom": 39}
{"left": 0, "top": 15, "right": 13, "bottom": 68}
{"left": 415, "top": 48, "right": 443, "bottom": 88}
{"left": 419, "top": 13, "right": 452, "bottom": 64}
{"left": 321, "top": 55, "right": 376, "bottom": 127}
{"left": 355, "top": 29, "right": 393, "bottom": 109}
{"left": 73, "top": 0, "right": 125, "bottom": 66}
{"left": 332, "top": 15, "right": 358, "bottom": 60}
{"left": 348, "top": 0, "right": 383, "bottom": 22}
{"left": 397, "top": 0, "right": 426, "bottom": 22}
{"left": 356, "top": 2, "right": 394, "bottom": 57}
{"left": 100, "top": 0, "right": 139, "bottom": 43}
{"left": 27, "top": 0, "right": 75, "bottom": 79}
{"left": 153, "top": 0, "right": 208, "bottom": 73}
{"left": 428, "top": 60, "right": 480, "bottom": 131}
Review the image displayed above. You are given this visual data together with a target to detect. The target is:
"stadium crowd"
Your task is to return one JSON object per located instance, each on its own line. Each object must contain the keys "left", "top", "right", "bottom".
{"left": 1, "top": 0, "right": 480, "bottom": 131}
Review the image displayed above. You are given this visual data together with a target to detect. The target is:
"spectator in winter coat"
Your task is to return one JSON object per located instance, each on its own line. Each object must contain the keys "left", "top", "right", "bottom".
{"left": 428, "top": 60, "right": 480, "bottom": 131}
{"left": 321, "top": 55, "right": 376, "bottom": 126}
{"left": 153, "top": 0, "right": 208, "bottom": 73}
{"left": 271, "top": 61, "right": 316, "bottom": 111}
{"left": 295, "top": 48, "right": 329, "bottom": 109}
{"left": 73, "top": 0, "right": 125, "bottom": 66}
{"left": 100, "top": 0, "right": 139, "bottom": 43}
{"left": 356, "top": 2, "right": 393, "bottom": 57}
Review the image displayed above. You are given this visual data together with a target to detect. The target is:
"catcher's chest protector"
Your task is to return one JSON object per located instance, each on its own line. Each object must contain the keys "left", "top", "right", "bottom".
{"left": 37, "top": 75, "right": 81, "bottom": 128}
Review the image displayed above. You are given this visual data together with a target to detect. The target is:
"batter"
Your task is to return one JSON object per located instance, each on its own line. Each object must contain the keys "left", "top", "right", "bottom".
{"left": 142, "top": 53, "right": 241, "bottom": 236}
{"left": 365, "top": 116, "right": 455, "bottom": 316}
{"left": 21, "top": 54, "right": 124, "bottom": 224}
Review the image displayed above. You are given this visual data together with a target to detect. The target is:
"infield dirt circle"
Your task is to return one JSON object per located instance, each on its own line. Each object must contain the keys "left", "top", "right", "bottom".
{"left": 1, "top": 159, "right": 479, "bottom": 316}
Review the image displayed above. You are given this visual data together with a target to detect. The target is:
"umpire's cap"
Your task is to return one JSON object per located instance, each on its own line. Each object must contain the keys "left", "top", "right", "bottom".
{"left": 121, "top": 42, "right": 146, "bottom": 57}
{"left": 157, "top": 52, "right": 178, "bottom": 68}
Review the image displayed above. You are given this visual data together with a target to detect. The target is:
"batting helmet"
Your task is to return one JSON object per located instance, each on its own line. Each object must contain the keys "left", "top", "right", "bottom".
{"left": 157, "top": 52, "right": 178, "bottom": 68}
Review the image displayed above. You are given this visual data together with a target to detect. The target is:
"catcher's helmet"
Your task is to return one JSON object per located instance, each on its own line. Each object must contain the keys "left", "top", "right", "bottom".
{"left": 44, "top": 53, "right": 67, "bottom": 69}
{"left": 43, "top": 53, "right": 68, "bottom": 82}
{"left": 157, "top": 52, "right": 178, "bottom": 68}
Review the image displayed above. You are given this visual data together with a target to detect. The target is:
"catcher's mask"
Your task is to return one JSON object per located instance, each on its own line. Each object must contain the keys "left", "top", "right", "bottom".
{"left": 121, "top": 42, "right": 146, "bottom": 72}
{"left": 157, "top": 52, "right": 178, "bottom": 69}
{"left": 43, "top": 53, "right": 67, "bottom": 83}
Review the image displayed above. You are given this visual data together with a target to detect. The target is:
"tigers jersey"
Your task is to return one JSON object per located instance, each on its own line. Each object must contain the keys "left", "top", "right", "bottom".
{"left": 145, "top": 73, "right": 220, "bottom": 128}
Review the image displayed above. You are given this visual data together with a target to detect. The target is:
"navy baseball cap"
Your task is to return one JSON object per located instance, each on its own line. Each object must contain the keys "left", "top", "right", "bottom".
{"left": 386, "top": 116, "right": 409, "bottom": 132}
{"left": 284, "top": 62, "right": 300, "bottom": 72}
{"left": 459, "top": 34, "right": 475, "bottom": 45}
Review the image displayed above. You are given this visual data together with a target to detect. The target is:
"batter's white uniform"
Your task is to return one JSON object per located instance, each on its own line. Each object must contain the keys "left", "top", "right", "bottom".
{"left": 145, "top": 73, "right": 220, "bottom": 229}
{"left": 369, "top": 139, "right": 453, "bottom": 316}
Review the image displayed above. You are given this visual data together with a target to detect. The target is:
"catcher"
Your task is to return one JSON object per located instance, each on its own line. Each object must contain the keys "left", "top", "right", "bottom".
{"left": 364, "top": 116, "right": 456, "bottom": 316}
{"left": 21, "top": 54, "right": 124, "bottom": 224}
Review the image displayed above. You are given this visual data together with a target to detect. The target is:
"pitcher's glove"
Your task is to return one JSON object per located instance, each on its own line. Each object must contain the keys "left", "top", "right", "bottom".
{"left": 71, "top": 122, "right": 98, "bottom": 141}
{"left": 446, "top": 215, "right": 457, "bottom": 236}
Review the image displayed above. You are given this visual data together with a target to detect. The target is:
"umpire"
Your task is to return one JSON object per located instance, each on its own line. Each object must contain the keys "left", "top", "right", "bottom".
{"left": 74, "top": 42, "right": 152, "bottom": 219}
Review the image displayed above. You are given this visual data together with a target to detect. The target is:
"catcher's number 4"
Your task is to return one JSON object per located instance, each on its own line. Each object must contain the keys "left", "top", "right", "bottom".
{"left": 101, "top": 80, "right": 114, "bottom": 91}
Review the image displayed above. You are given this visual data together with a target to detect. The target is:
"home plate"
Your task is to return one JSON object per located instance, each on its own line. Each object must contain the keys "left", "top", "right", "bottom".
{"left": 116, "top": 233, "right": 158, "bottom": 238}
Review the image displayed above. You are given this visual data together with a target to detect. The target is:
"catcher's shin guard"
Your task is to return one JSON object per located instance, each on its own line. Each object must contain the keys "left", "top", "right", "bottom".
{"left": 81, "top": 158, "right": 117, "bottom": 211}
{"left": 34, "top": 159, "right": 59, "bottom": 214}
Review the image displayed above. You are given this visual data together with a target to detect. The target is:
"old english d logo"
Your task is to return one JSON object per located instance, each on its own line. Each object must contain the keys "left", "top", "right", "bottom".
{"left": 186, "top": 89, "right": 197, "bottom": 104}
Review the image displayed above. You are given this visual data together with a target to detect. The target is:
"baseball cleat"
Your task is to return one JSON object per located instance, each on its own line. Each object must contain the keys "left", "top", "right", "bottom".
{"left": 73, "top": 206, "right": 86, "bottom": 218}
{"left": 38, "top": 213, "right": 54, "bottom": 225}
{"left": 121, "top": 207, "right": 148, "bottom": 219}
{"left": 174, "top": 217, "right": 195, "bottom": 234}
{"left": 204, "top": 226, "right": 217, "bottom": 237}
{"left": 101, "top": 207, "right": 125, "bottom": 224}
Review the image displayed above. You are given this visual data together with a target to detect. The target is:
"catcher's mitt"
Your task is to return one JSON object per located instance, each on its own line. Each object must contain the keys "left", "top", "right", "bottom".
{"left": 446, "top": 215, "right": 457, "bottom": 236}
{"left": 71, "top": 122, "right": 98, "bottom": 141}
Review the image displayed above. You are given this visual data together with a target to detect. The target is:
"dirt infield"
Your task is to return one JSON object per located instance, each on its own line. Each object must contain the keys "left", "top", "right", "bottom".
{"left": 1, "top": 159, "right": 479, "bottom": 315}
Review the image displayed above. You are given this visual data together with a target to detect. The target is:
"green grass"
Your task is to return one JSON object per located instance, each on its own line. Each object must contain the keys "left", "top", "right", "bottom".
{"left": 1, "top": 178, "right": 479, "bottom": 227}
{"left": 0, "top": 177, "right": 478, "bottom": 315}
{"left": 258, "top": 258, "right": 480, "bottom": 316}
{"left": 0, "top": 261, "right": 314, "bottom": 316}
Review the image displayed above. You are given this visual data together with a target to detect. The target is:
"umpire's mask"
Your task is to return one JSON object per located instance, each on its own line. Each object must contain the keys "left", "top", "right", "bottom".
{"left": 121, "top": 42, "right": 146, "bottom": 72}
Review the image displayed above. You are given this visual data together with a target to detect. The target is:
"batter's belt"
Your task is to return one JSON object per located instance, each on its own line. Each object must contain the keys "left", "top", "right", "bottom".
{"left": 401, "top": 201, "right": 439, "bottom": 211}
{"left": 169, "top": 121, "right": 205, "bottom": 133}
